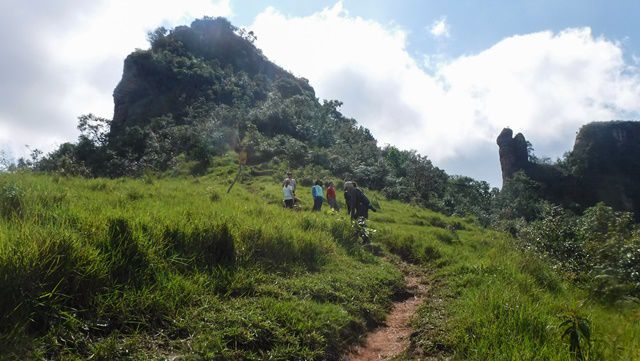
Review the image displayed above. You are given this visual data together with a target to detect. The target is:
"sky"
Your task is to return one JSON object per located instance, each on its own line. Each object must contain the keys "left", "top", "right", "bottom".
{"left": 1, "top": 0, "right": 639, "bottom": 186}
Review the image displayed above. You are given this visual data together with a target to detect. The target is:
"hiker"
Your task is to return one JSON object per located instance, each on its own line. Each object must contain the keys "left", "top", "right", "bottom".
{"left": 283, "top": 171, "right": 297, "bottom": 195}
{"left": 283, "top": 179, "right": 294, "bottom": 208}
{"left": 344, "top": 181, "right": 375, "bottom": 220}
{"left": 311, "top": 180, "right": 324, "bottom": 211}
{"left": 344, "top": 181, "right": 376, "bottom": 243}
{"left": 326, "top": 181, "right": 339, "bottom": 210}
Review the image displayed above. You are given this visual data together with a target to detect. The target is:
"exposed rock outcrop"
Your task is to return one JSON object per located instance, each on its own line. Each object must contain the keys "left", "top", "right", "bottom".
{"left": 497, "top": 121, "right": 640, "bottom": 217}
{"left": 111, "top": 17, "right": 314, "bottom": 134}
{"left": 496, "top": 128, "right": 528, "bottom": 184}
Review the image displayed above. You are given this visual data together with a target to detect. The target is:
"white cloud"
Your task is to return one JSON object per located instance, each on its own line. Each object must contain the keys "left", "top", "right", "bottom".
{"left": 429, "top": 16, "right": 450, "bottom": 38}
{"left": 0, "top": 0, "right": 232, "bottom": 158}
{"left": 250, "top": 3, "right": 640, "bottom": 184}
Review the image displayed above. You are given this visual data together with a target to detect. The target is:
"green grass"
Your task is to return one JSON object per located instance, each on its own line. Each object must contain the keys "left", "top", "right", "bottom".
{"left": 369, "top": 200, "right": 640, "bottom": 360}
{"left": 1, "top": 167, "right": 639, "bottom": 360}
{"left": 0, "top": 171, "right": 401, "bottom": 360}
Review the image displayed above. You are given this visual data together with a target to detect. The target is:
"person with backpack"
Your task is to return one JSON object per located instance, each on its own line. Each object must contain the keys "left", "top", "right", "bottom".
{"left": 344, "top": 181, "right": 377, "bottom": 243}
{"left": 344, "top": 181, "right": 375, "bottom": 219}
{"left": 311, "top": 180, "right": 324, "bottom": 211}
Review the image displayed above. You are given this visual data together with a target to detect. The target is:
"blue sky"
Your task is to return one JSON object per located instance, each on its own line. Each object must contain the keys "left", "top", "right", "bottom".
{"left": 231, "top": 0, "right": 640, "bottom": 59}
{"left": 1, "top": 0, "right": 639, "bottom": 185}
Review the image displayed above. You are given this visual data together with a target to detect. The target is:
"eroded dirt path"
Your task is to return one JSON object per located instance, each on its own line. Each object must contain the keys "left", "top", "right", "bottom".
{"left": 346, "top": 265, "right": 427, "bottom": 361}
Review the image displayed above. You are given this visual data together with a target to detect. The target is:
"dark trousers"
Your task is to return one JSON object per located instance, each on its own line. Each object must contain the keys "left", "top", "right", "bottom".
{"left": 328, "top": 198, "right": 339, "bottom": 210}
{"left": 284, "top": 199, "right": 294, "bottom": 208}
{"left": 312, "top": 197, "right": 323, "bottom": 211}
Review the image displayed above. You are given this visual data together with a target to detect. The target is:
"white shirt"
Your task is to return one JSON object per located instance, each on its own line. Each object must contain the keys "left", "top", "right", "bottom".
{"left": 283, "top": 185, "right": 294, "bottom": 200}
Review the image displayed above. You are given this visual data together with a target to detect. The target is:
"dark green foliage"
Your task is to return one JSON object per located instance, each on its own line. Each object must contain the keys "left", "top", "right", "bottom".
{"left": 102, "top": 218, "right": 152, "bottom": 285}
{"left": 560, "top": 310, "right": 591, "bottom": 361}
{"left": 441, "top": 176, "right": 497, "bottom": 225}
{"left": 381, "top": 146, "right": 447, "bottom": 206}
{"left": 493, "top": 171, "right": 545, "bottom": 222}
{"left": 519, "top": 203, "right": 640, "bottom": 300}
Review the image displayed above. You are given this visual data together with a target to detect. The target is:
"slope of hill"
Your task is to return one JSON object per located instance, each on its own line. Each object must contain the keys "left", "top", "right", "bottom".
{"left": 1, "top": 164, "right": 638, "bottom": 360}
{"left": 4, "top": 15, "right": 639, "bottom": 361}
{"left": 37, "top": 16, "right": 468, "bottom": 217}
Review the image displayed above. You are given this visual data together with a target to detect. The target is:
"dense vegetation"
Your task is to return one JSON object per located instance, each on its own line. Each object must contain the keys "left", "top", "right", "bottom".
{"left": 518, "top": 203, "right": 640, "bottom": 300}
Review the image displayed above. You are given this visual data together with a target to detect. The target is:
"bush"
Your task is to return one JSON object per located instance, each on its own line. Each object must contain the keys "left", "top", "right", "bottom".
{"left": 518, "top": 203, "right": 640, "bottom": 300}
{"left": 207, "top": 186, "right": 221, "bottom": 202}
{"left": 0, "top": 182, "right": 25, "bottom": 219}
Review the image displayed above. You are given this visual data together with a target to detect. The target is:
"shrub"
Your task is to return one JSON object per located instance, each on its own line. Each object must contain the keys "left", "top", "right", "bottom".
{"left": 0, "top": 182, "right": 25, "bottom": 219}
{"left": 518, "top": 203, "right": 640, "bottom": 300}
{"left": 559, "top": 310, "right": 591, "bottom": 361}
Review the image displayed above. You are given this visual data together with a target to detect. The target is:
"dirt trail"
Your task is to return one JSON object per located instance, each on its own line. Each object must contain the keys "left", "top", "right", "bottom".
{"left": 346, "top": 267, "right": 427, "bottom": 361}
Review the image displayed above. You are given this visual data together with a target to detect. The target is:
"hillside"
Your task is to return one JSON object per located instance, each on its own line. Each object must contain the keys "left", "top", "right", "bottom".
{"left": 3, "top": 15, "right": 640, "bottom": 361}
{"left": 37, "top": 17, "right": 468, "bottom": 217}
{"left": 1, "top": 164, "right": 638, "bottom": 360}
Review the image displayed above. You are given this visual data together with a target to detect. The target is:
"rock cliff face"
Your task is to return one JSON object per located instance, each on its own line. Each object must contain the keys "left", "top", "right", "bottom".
{"left": 497, "top": 121, "right": 640, "bottom": 217}
{"left": 496, "top": 128, "right": 528, "bottom": 184}
{"left": 111, "top": 17, "right": 314, "bottom": 134}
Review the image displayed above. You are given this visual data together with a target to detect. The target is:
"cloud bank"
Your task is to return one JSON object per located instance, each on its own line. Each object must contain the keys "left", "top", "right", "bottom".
{"left": 251, "top": 2, "right": 640, "bottom": 184}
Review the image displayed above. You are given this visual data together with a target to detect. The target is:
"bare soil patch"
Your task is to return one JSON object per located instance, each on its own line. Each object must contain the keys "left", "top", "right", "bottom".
{"left": 346, "top": 265, "right": 427, "bottom": 361}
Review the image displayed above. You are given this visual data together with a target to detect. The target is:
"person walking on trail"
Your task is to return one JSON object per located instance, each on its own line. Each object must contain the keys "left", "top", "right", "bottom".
{"left": 344, "top": 181, "right": 377, "bottom": 243}
{"left": 311, "top": 180, "right": 324, "bottom": 211}
{"left": 283, "top": 179, "right": 294, "bottom": 208}
{"left": 283, "top": 171, "right": 297, "bottom": 195}
{"left": 326, "top": 182, "right": 339, "bottom": 210}
{"left": 344, "top": 181, "right": 375, "bottom": 220}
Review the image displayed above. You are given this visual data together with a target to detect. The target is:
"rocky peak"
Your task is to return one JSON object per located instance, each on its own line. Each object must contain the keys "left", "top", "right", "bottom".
{"left": 496, "top": 128, "right": 529, "bottom": 185}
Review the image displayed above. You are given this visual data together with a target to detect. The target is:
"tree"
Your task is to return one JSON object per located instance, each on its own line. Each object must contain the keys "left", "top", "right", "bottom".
{"left": 147, "top": 26, "right": 168, "bottom": 47}
{"left": 77, "top": 114, "right": 111, "bottom": 147}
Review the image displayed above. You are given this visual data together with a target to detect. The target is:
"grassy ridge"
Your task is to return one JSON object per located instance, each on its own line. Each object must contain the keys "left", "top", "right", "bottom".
{"left": 1, "top": 164, "right": 639, "bottom": 360}
{"left": 367, "top": 201, "right": 640, "bottom": 360}
{"left": 0, "top": 169, "right": 402, "bottom": 360}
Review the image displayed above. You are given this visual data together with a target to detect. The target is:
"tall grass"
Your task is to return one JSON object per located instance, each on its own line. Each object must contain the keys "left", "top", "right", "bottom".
{"left": 1, "top": 170, "right": 638, "bottom": 360}
{"left": 0, "top": 172, "right": 401, "bottom": 360}
{"left": 369, "top": 204, "right": 640, "bottom": 360}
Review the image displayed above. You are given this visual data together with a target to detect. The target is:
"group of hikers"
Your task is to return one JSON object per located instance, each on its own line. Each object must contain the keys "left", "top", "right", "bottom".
{"left": 282, "top": 171, "right": 377, "bottom": 220}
